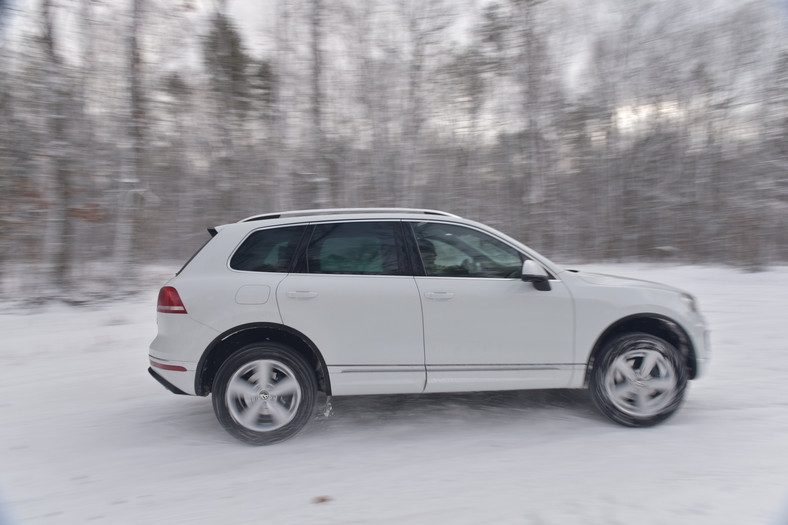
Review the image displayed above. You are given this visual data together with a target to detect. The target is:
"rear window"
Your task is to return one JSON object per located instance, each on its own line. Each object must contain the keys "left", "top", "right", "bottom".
{"left": 230, "top": 225, "right": 306, "bottom": 272}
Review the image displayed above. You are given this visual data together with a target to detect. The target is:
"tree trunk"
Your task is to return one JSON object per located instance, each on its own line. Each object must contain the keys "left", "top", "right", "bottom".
{"left": 41, "top": 0, "right": 74, "bottom": 294}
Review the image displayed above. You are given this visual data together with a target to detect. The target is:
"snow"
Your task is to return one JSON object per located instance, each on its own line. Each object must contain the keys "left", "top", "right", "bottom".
{"left": 1, "top": 264, "right": 788, "bottom": 524}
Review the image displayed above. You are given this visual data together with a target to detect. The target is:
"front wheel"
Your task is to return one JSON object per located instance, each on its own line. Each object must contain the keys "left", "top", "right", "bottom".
{"left": 212, "top": 344, "right": 317, "bottom": 445}
{"left": 590, "top": 332, "right": 688, "bottom": 427}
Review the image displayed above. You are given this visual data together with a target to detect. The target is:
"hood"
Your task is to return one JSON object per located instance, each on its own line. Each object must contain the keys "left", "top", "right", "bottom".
{"left": 571, "top": 270, "right": 683, "bottom": 294}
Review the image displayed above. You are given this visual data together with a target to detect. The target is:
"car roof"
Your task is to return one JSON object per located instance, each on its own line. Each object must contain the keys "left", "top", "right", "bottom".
{"left": 209, "top": 208, "right": 467, "bottom": 236}
{"left": 239, "top": 208, "right": 461, "bottom": 223}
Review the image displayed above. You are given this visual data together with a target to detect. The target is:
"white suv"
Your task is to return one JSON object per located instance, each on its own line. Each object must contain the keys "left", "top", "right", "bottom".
{"left": 149, "top": 208, "right": 709, "bottom": 444}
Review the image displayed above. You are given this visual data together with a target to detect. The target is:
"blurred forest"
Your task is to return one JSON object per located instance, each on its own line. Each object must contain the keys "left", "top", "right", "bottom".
{"left": 1, "top": 0, "right": 787, "bottom": 299}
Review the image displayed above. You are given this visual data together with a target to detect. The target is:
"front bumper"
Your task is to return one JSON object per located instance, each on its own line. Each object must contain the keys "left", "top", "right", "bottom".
{"left": 693, "top": 328, "right": 711, "bottom": 379}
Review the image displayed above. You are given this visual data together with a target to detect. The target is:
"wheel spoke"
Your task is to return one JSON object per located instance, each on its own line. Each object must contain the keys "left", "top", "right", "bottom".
{"left": 634, "top": 388, "right": 652, "bottom": 410}
{"left": 253, "top": 361, "right": 274, "bottom": 384}
{"left": 613, "top": 359, "right": 637, "bottom": 382}
{"left": 647, "top": 376, "right": 676, "bottom": 392}
{"left": 239, "top": 398, "right": 264, "bottom": 427}
{"left": 613, "top": 381, "right": 638, "bottom": 400}
{"left": 639, "top": 351, "right": 659, "bottom": 378}
{"left": 269, "top": 376, "right": 298, "bottom": 397}
{"left": 227, "top": 378, "right": 258, "bottom": 399}
{"left": 267, "top": 399, "right": 293, "bottom": 426}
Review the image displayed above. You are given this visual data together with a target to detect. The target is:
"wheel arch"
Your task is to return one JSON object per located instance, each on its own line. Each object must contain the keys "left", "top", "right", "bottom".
{"left": 584, "top": 314, "right": 698, "bottom": 386}
{"left": 195, "top": 323, "right": 331, "bottom": 397}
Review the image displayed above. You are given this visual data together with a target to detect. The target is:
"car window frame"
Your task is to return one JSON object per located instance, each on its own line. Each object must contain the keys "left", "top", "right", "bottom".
{"left": 291, "top": 220, "right": 414, "bottom": 276}
{"left": 404, "top": 220, "right": 531, "bottom": 279}
{"left": 227, "top": 224, "right": 309, "bottom": 274}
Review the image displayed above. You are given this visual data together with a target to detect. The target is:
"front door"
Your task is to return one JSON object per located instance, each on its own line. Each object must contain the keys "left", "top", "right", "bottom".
{"left": 409, "top": 221, "right": 575, "bottom": 393}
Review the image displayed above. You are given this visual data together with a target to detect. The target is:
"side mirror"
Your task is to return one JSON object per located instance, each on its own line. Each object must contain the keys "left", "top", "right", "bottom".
{"left": 521, "top": 260, "right": 551, "bottom": 291}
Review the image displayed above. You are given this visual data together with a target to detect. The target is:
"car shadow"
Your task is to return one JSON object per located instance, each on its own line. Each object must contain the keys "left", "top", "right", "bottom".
{"left": 133, "top": 388, "right": 602, "bottom": 446}
{"left": 302, "top": 388, "right": 602, "bottom": 440}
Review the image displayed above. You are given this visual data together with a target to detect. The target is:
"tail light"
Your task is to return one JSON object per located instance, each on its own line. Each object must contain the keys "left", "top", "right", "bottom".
{"left": 157, "top": 286, "right": 187, "bottom": 314}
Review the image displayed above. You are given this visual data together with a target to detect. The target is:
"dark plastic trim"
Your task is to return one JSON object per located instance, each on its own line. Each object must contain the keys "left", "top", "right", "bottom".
{"left": 585, "top": 313, "right": 697, "bottom": 383}
{"left": 194, "top": 322, "right": 331, "bottom": 396}
{"left": 243, "top": 214, "right": 281, "bottom": 222}
{"left": 148, "top": 367, "right": 189, "bottom": 395}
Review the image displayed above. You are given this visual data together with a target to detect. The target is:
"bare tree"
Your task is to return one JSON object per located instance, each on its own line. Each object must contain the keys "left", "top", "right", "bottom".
{"left": 395, "top": 0, "right": 453, "bottom": 207}
{"left": 40, "top": 0, "right": 75, "bottom": 293}
{"left": 112, "top": 0, "right": 145, "bottom": 288}
{"left": 3, "top": 0, "right": 788, "bottom": 301}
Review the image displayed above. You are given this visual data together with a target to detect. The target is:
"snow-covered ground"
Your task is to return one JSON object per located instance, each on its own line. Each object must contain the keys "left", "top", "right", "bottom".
{"left": 1, "top": 264, "right": 787, "bottom": 524}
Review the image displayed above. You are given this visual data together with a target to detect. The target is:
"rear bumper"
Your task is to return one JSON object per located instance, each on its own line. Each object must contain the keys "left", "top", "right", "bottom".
{"left": 148, "top": 356, "right": 198, "bottom": 395}
{"left": 148, "top": 367, "right": 189, "bottom": 395}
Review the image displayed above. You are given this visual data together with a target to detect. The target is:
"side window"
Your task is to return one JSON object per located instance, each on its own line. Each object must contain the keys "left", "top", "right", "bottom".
{"left": 412, "top": 222, "right": 523, "bottom": 278}
{"left": 230, "top": 225, "right": 306, "bottom": 272}
{"left": 306, "top": 222, "right": 403, "bottom": 275}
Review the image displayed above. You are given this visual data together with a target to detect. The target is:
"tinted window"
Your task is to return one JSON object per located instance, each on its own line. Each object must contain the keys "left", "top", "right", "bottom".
{"left": 230, "top": 225, "right": 306, "bottom": 272}
{"left": 412, "top": 222, "right": 523, "bottom": 278}
{"left": 306, "top": 222, "right": 403, "bottom": 275}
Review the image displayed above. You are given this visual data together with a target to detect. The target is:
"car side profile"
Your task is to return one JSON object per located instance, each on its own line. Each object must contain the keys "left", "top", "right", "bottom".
{"left": 148, "top": 208, "right": 709, "bottom": 444}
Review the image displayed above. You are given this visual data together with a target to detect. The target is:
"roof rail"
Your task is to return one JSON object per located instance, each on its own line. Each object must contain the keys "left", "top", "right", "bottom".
{"left": 240, "top": 208, "right": 460, "bottom": 223}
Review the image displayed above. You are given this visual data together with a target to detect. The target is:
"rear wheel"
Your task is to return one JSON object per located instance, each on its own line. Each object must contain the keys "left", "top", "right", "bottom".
{"left": 212, "top": 343, "right": 316, "bottom": 445}
{"left": 590, "top": 332, "right": 687, "bottom": 427}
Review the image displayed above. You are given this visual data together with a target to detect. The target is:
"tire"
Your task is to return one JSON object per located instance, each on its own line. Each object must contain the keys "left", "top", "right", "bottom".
{"left": 589, "top": 332, "right": 688, "bottom": 427}
{"left": 212, "top": 343, "right": 317, "bottom": 445}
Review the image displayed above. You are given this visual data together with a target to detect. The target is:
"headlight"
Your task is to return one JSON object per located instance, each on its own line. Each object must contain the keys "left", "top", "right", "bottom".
{"left": 681, "top": 293, "right": 698, "bottom": 314}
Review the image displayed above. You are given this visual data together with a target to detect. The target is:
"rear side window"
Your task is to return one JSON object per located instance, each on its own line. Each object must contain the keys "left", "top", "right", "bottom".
{"left": 230, "top": 225, "right": 306, "bottom": 272}
{"left": 305, "top": 222, "right": 404, "bottom": 275}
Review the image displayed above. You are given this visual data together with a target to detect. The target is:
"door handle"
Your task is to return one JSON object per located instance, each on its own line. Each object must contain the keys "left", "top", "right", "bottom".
{"left": 424, "top": 291, "right": 454, "bottom": 301}
{"left": 286, "top": 291, "right": 319, "bottom": 299}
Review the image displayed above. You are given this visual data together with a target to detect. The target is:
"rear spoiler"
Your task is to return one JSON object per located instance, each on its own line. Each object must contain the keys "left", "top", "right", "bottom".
{"left": 207, "top": 224, "right": 229, "bottom": 237}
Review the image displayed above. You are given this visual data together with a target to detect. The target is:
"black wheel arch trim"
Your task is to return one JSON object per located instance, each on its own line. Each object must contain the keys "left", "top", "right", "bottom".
{"left": 194, "top": 322, "right": 331, "bottom": 396}
{"left": 585, "top": 313, "right": 697, "bottom": 384}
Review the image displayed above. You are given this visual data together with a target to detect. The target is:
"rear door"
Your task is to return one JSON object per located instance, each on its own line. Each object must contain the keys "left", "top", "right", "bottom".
{"left": 277, "top": 221, "right": 425, "bottom": 395}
